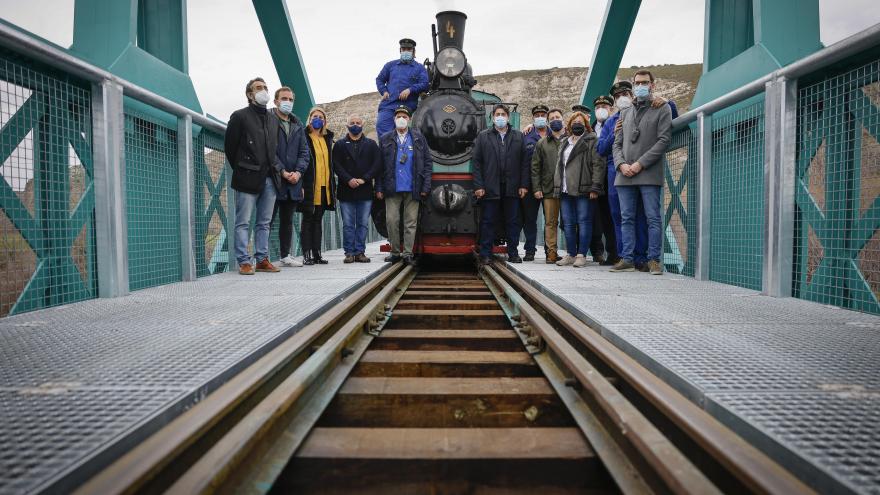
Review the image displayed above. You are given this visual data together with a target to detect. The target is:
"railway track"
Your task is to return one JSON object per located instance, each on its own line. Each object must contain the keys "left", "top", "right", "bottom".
{"left": 77, "top": 261, "right": 815, "bottom": 495}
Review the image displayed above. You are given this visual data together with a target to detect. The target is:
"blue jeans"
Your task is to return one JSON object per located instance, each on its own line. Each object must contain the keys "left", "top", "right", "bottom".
{"left": 559, "top": 194, "right": 595, "bottom": 257}
{"left": 234, "top": 177, "right": 277, "bottom": 265}
{"left": 479, "top": 197, "right": 521, "bottom": 258}
{"left": 608, "top": 164, "right": 648, "bottom": 263}
{"left": 617, "top": 185, "right": 662, "bottom": 263}
{"left": 340, "top": 199, "right": 372, "bottom": 255}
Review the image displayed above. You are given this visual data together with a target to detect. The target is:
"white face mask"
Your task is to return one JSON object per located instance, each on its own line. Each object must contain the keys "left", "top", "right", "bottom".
{"left": 595, "top": 108, "right": 610, "bottom": 121}
{"left": 615, "top": 96, "right": 632, "bottom": 110}
{"left": 253, "top": 90, "right": 270, "bottom": 106}
{"left": 395, "top": 117, "right": 409, "bottom": 130}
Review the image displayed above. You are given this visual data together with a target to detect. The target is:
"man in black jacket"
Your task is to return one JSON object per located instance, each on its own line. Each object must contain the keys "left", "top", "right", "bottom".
{"left": 473, "top": 104, "right": 530, "bottom": 265}
{"left": 333, "top": 114, "right": 381, "bottom": 263}
{"left": 224, "top": 77, "right": 284, "bottom": 275}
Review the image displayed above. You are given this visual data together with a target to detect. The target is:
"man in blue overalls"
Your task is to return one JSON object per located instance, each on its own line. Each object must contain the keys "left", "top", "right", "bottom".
{"left": 375, "top": 38, "right": 429, "bottom": 138}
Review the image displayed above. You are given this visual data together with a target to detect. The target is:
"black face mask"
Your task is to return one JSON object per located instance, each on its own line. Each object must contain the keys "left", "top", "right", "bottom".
{"left": 571, "top": 123, "right": 586, "bottom": 136}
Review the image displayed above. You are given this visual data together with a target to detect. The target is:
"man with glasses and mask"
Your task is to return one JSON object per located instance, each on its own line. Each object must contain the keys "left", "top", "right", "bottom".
{"left": 520, "top": 104, "right": 550, "bottom": 261}
{"left": 224, "top": 77, "right": 285, "bottom": 275}
{"left": 375, "top": 38, "right": 430, "bottom": 137}
{"left": 610, "top": 70, "right": 672, "bottom": 275}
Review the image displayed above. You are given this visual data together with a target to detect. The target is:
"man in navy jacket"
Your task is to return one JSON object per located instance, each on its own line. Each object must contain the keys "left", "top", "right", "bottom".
{"left": 272, "top": 86, "right": 310, "bottom": 267}
{"left": 375, "top": 105, "right": 432, "bottom": 266}
{"left": 473, "top": 104, "right": 530, "bottom": 265}
{"left": 333, "top": 114, "right": 381, "bottom": 263}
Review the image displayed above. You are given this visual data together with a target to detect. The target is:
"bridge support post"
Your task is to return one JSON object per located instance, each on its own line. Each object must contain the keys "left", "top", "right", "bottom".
{"left": 92, "top": 79, "right": 130, "bottom": 297}
{"left": 695, "top": 112, "right": 712, "bottom": 281}
{"left": 178, "top": 114, "right": 196, "bottom": 281}
{"left": 762, "top": 76, "right": 797, "bottom": 297}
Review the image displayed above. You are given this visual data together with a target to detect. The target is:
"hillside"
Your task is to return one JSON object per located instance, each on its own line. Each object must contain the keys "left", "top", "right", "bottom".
{"left": 320, "top": 63, "right": 702, "bottom": 140}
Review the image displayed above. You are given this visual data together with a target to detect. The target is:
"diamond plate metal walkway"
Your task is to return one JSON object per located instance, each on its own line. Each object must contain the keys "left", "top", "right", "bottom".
{"left": 505, "top": 256, "right": 880, "bottom": 495}
{"left": 0, "top": 243, "right": 389, "bottom": 494}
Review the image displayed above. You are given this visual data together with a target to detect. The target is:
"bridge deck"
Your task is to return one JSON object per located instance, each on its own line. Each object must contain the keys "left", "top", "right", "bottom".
{"left": 505, "top": 256, "right": 880, "bottom": 495}
{"left": 0, "top": 243, "right": 389, "bottom": 494}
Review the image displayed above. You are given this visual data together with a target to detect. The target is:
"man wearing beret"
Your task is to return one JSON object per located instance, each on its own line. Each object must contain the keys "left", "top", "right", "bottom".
{"left": 375, "top": 105, "right": 432, "bottom": 266}
{"left": 589, "top": 94, "right": 620, "bottom": 265}
{"left": 520, "top": 104, "right": 550, "bottom": 261}
{"left": 375, "top": 38, "right": 430, "bottom": 138}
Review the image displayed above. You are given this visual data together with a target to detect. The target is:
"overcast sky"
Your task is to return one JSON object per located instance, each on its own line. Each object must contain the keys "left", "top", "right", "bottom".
{"left": 3, "top": 0, "right": 879, "bottom": 121}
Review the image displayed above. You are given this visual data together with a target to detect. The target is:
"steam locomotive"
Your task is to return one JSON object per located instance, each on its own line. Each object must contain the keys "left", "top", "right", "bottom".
{"left": 394, "top": 10, "right": 520, "bottom": 256}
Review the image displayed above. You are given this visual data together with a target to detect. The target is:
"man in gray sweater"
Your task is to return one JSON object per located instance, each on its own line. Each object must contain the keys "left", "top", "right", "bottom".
{"left": 610, "top": 69, "right": 672, "bottom": 275}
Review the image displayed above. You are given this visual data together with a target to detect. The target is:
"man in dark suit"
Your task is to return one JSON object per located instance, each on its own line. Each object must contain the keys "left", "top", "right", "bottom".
{"left": 333, "top": 114, "right": 381, "bottom": 263}
{"left": 472, "top": 104, "right": 530, "bottom": 265}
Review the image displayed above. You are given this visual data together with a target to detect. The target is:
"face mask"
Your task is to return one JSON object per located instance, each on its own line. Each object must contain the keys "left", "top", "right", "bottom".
{"left": 253, "top": 90, "right": 270, "bottom": 106}
{"left": 348, "top": 124, "right": 363, "bottom": 135}
{"left": 633, "top": 84, "right": 650, "bottom": 99}
{"left": 533, "top": 117, "right": 547, "bottom": 128}
{"left": 549, "top": 119, "right": 564, "bottom": 132}
{"left": 400, "top": 51, "right": 413, "bottom": 62}
{"left": 494, "top": 116, "right": 508, "bottom": 128}
{"left": 571, "top": 123, "right": 586, "bottom": 136}
{"left": 277, "top": 101, "right": 294, "bottom": 115}
{"left": 310, "top": 116, "right": 324, "bottom": 129}
{"left": 595, "top": 108, "right": 609, "bottom": 121}
{"left": 616, "top": 96, "right": 633, "bottom": 109}
{"left": 395, "top": 117, "right": 409, "bottom": 129}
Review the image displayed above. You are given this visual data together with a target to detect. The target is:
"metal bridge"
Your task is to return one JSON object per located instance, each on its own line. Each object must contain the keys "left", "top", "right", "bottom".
{"left": 0, "top": 1, "right": 878, "bottom": 494}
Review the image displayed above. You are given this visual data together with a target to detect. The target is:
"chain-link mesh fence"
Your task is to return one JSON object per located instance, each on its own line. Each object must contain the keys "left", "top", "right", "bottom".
{"left": 124, "top": 106, "right": 181, "bottom": 290}
{"left": 709, "top": 98, "right": 766, "bottom": 290}
{"left": 794, "top": 57, "right": 880, "bottom": 314}
{"left": 0, "top": 51, "right": 96, "bottom": 316}
{"left": 664, "top": 126, "right": 699, "bottom": 276}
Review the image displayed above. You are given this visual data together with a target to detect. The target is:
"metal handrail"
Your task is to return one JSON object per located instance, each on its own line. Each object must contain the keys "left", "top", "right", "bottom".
{"left": 0, "top": 22, "right": 227, "bottom": 135}
{"left": 672, "top": 22, "right": 880, "bottom": 130}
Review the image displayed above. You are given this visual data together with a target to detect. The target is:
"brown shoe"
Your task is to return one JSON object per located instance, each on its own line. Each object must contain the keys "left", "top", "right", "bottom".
{"left": 546, "top": 250, "right": 559, "bottom": 264}
{"left": 238, "top": 263, "right": 254, "bottom": 275}
{"left": 354, "top": 253, "right": 371, "bottom": 263}
{"left": 344, "top": 255, "right": 355, "bottom": 264}
{"left": 255, "top": 258, "right": 280, "bottom": 272}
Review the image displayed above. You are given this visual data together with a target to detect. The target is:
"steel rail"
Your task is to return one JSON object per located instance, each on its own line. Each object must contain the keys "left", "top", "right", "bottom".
{"left": 491, "top": 262, "right": 815, "bottom": 495}
{"left": 482, "top": 265, "right": 721, "bottom": 494}
{"left": 672, "top": 22, "right": 880, "bottom": 130}
{"left": 167, "top": 265, "right": 416, "bottom": 493}
{"left": 74, "top": 263, "right": 406, "bottom": 495}
{"left": 0, "top": 22, "right": 227, "bottom": 134}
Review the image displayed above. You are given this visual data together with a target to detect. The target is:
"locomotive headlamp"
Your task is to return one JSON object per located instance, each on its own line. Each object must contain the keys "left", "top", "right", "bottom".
{"left": 435, "top": 47, "right": 466, "bottom": 78}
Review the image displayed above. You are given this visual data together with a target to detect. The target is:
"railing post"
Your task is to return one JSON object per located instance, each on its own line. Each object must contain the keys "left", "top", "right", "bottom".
{"left": 178, "top": 114, "right": 196, "bottom": 281}
{"left": 763, "top": 76, "right": 797, "bottom": 297}
{"left": 695, "top": 112, "right": 712, "bottom": 281}
{"left": 92, "top": 79, "right": 129, "bottom": 297}
{"left": 226, "top": 151, "right": 236, "bottom": 270}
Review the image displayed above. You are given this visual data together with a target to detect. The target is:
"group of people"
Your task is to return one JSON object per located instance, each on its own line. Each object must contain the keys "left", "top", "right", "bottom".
{"left": 224, "top": 37, "right": 673, "bottom": 275}
{"left": 472, "top": 70, "right": 674, "bottom": 274}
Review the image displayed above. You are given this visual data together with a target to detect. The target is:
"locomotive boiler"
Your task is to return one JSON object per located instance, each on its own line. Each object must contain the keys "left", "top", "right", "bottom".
{"left": 409, "top": 10, "right": 520, "bottom": 256}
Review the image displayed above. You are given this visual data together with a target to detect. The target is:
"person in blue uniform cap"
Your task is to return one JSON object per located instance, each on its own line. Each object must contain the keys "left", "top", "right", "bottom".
{"left": 375, "top": 38, "right": 430, "bottom": 138}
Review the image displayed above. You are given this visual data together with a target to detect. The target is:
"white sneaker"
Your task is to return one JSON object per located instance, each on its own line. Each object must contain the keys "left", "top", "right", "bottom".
{"left": 280, "top": 255, "right": 302, "bottom": 267}
{"left": 573, "top": 254, "right": 587, "bottom": 267}
{"left": 556, "top": 255, "right": 575, "bottom": 266}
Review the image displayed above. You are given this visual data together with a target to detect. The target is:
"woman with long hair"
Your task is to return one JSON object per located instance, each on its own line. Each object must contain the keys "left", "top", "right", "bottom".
{"left": 554, "top": 111, "right": 606, "bottom": 267}
{"left": 299, "top": 107, "right": 336, "bottom": 265}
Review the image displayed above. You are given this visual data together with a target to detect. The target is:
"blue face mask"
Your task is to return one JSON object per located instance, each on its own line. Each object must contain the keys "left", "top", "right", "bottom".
{"left": 533, "top": 117, "right": 547, "bottom": 128}
{"left": 278, "top": 101, "right": 294, "bottom": 115}
{"left": 348, "top": 124, "right": 363, "bottom": 136}
{"left": 633, "top": 84, "right": 650, "bottom": 99}
{"left": 494, "top": 116, "right": 508, "bottom": 128}
{"left": 549, "top": 119, "right": 564, "bottom": 132}
{"left": 400, "top": 51, "right": 413, "bottom": 62}
{"left": 311, "top": 117, "right": 324, "bottom": 129}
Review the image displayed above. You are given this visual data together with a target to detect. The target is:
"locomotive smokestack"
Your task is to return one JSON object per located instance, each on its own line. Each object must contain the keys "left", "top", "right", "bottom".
{"left": 435, "top": 11, "right": 466, "bottom": 51}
